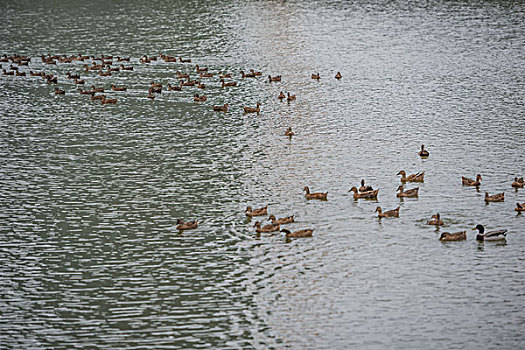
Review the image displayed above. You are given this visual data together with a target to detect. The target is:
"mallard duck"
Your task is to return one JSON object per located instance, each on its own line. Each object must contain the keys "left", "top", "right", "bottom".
{"left": 253, "top": 221, "right": 280, "bottom": 233}
{"left": 245, "top": 205, "right": 268, "bottom": 217}
{"left": 240, "top": 70, "right": 256, "bottom": 78}
{"left": 462, "top": 174, "right": 482, "bottom": 186}
{"left": 120, "top": 64, "right": 133, "bottom": 71}
{"left": 281, "top": 228, "right": 313, "bottom": 238}
{"left": 515, "top": 203, "right": 525, "bottom": 212}
{"left": 439, "top": 231, "right": 466, "bottom": 241}
{"left": 473, "top": 224, "right": 507, "bottom": 241}
{"left": 108, "top": 66, "right": 120, "bottom": 72}
{"left": 278, "top": 91, "right": 285, "bottom": 100}
{"left": 284, "top": 127, "right": 294, "bottom": 136}
{"left": 111, "top": 84, "right": 126, "bottom": 91}
{"left": 349, "top": 187, "right": 378, "bottom": 199}
{"left": 54, "top": 88, "right": 65, "bottom": 95}
{"left": 375, "top": 206, "right": 400, "bottom": 218}
{"left": 418, "top": 145, "right": 429, "bottom": 157}
{"left": 485, "top": 192, "right": 504, "bottom": 202}
{"left": 396, "top": 185, "right": 419, "bottom": 198}
{"left": 397, "top": 170, "right": 425, "bottom": 183}
{"left": 101, "top": 97, "right": 117, "bottom": 104}
{"left": 176, "top": 219, "right": 198, "bottom": 230}
{"left": 304, "top": 186, "right": 328, "bottom": 200}
{"left": 213, "top": 103, "right": 228, "bottom": 112}
{"left": 195, "top": 64, "right": 207, "bottom": 72}
{"left": 2, "top": 69, "right": 14, "bottom": 76}
{"left": 116, "top": 56, "right": 130, "bottom": 62}
{"left": 179, "top": 57, "right": 191, "bottom": 63}
{"left": 427, "top": 213, "right": 444, "bottom": 226}
{"left": 150, "top": 81, "right": 162, "bottom": 88}
{"left": 287, "top": 92, "right": 296, "bottom": 101}
{"left": 182, "top": 79, "right": 197, "bottom": 87}
{"left": 243, "top": 102, "right": 260, "bottom": 114}
{"left": 193, "top": 94, "right": 207, "bottom": 102}
{"left": 511, "top": 177, "right": 524, "bottom": 188}
{"left": 15, "top": 71, "right": 26, "bottom": 77}
{"left": 268, "top": 75, "right": 281, "bottom": 82}
{"left": 335, "top": 72, "right": 342, "bottom": 79}
{"left": 268, "top": 214, "right": 294, "bottom": 225}
{"left": 250, "top": 69, "right": 262, "bottom": 76}
{"left": 311, "top": 73, "right": 320, "bottom": 80}
{"left": 167, "top": 82, "right": 183, "bottom": 91}
{"left": 220, "top": 79, "right": 237, "bottom": 87}
{"left": 359, "top": 179, "right": 373, "bottom": 193}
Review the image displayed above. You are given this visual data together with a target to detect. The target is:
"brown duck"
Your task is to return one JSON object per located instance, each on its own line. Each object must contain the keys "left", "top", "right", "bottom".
{"left": 304, "top": 186, "right": 328, "bottom": 200}
{"left": 375, "top": 206, "right": 400, "bottom": 218}
{"left": 176, "top": 219, "right": 198, "bottom": 230}
{"left": 243, "top": 102, "right": 260, "bottom": 114}
{"left": 511, "top": 177, "right": 524, "bottom": 188}
{"left": 418, "top": 145, "right": 429, "bottom": 157}
{"left": 439, "top": 231, "right": 466, "bottom": 241}
{"left": 213, "top": 103, "right": 228, "bottom": 112}
{"left": 427, "top": 213, "right": 444, "bottom": 226}
{"left": 268, "top": 214, "right": 294, "bottom": 225}
{"left": 253, "top": 221, "right": 280, "bottom": 233}
{"left": 484, "top": 192, "right": 504, "bottom": 202}
{"left": 349, "top": 187, "right": 378, "bottom": 199}
{"left": 245, "top": 205, "right": 268, "bottom": 217}
{"left": 359, "top": 179, "right": 373, "bottom": 192}
{"left": 398, "top": 170, "right": 425, "bottom": 183}
{"left": 396, "top": 185, "right": 419, "bottom": 198}
{"left": 284, "top": 127, "right": 294, "bottom": 136}
{"left": 281, "top": 228, "right": 313, "bottom": 238}
{"left": 462, "top": 174, "right": 482, "bottom": 186}
{"left": 515, "top": 203, "right": 525, "bottom": 212}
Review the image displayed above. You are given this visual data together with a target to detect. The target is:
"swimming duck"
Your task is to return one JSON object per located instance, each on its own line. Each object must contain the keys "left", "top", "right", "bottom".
{"left": 54, "top": 88, "right": 65, "bottom": 94}
{"left": 2, "top": 69, "right": 14, "bottom": 76}
{"left": 304, "top": 186, "right": 328, "bottom": 200}
{"left": 281, "top": 228, "right": 313, "bottom": 238}
{"left": 195, "top": 65, "right": 208, "bottom": 72}
{"left": 111, "top": 84, "right": 126, "bottom": 91}
{"left": 243, "top": 102, "right": 260, "bottom": 114}
{"left": 268, "top": 214, "right": 295, "bottom": 225}
{"left": 213, "top": 103, "right": 228, "bottom": 112}
{"left": 66, "top": 72, "right": 80, "bottom": 79}
{"left": 439, "top": 231, "right": 466, "bottom": 241}
{"left": 101, "top": 97, "right": 117, "bottom": 104}
{"left": 120, "top": 64, "right": 134, "bottom": 71}
{"left": 90, "top": 93, "right": 106, "bottom": 100}
{"left": 515, "top": 203, "right": 525, "bottom": 212}
{"left": 268, "top": 75, "right": 281, "bottom": 82}
{"left": 78, "top": 88, "right": 93, "bottom": 95}
{"left": 396, "top": 185, "right": 419, "bottom": 198}
{"left": 375, "top": 206, "right": 400, "bottom": 218}
{"left": 253, "top": 221, "right": 280, "bottom": 233}
{"left": 15, "top": 71, "right": 26, "bottom": 76}
{"left": 349, "top": 187, "right": 378, "bottom": 199}
{"left": 311, "top": 73, "right": 320, "bottom": 80}
{"left": 146, "top": 93, "right": 155, "bottom": 99}
{"left": 150, "top": 81, "right": 162, "bottom": 88}
{"left": 240, "top": 70, "right": 256, "bottom": 78}
{"left": 220, "top": 79, "right": 237, "bottom": 87}
{"left": 427, "top": 213, "right": 444, "bottom": 226}
{"left": 278, "top": 91, "right": 286, "bottom": 100}
{"left": 511, "top": 177, "right": 524, "bottom": 188}
{"left": 149, "top": 86, "right": 162, "bottom": 94}
{"left": 418, "top": 145, "right": 429, "bottom": 157}
{"left": 194, "top": 94, "right": 207, "bottom": 102}
{"left": 397, "top": 170, "right": 425, "bottom": 183}
{"left": 179, "top": 57, "right": 191, "bottom": 63}
{"left": 359, "top": 179, "right": 373, "bottom": 193}
{"left": 74, "top": 78, "right": 85, "bottom": 85}
{"left": 250, "top": 69, "right": 262, "bottom": 76}
{"left": 99, "top": 70, "right": 111, "bottom": 77}
{"left": 473, "top": 224, "right": 507, "bottom": 241}
{"left": 335, "top": 72, "right": 342, "bottom": 79}
{"left": 287, "top": 92, "right": 296, "bottom": 101}
{"left": 462, "top": 174, "right": 482, "bottom": 186}
{"left": 116, "top": 56, "right": 131, "bottom": 62}
{"left": 484, "top": 192, "right": 504, "bottom": 202}
{"left": 91, "top": 85, "right": 104, "bottom": 93}
{"left": 284, "top": 127, "right": 294, "bottom": 136}
{"left": 200, "top": 72, "right": 214, "bottom": 78}
{"left": 176, "top": 219, "right": 198, "bottom": 230}
{"left": 219, "top": 73, "right": 232, "bottom": 78}
{"left": 167, "top": 82, "right": 183, "bottom": 91}
{"left": 176, "top": 71, "right": 189, "bottom": 79}
{"left": 245, "top": 205, "right": 268, "bottom": 217}
{"left": 196, "top": 82, "right": 206, "bottom": 89}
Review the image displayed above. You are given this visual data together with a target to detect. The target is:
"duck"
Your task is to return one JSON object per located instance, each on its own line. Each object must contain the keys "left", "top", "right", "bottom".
{"left": 101, "top": 97, "right": 117, "bottom": 104}
{"left": 176, "top": 71, "right": 189, "bottom": 79}
{"left": 348, "top": 186, "right": 378, "bottom": 199}
{"left": 243, "top": 102, "right": 261, "bottom": 114}
{"left": 473, "top": 224, "right": 507, "bottom": 241}
{"left": 111, "top": 84, "right": 126, "bottom": 91}
{"left": 193, "top": 94, "right": 207, "bottom": 102}
{"left": 54, "top": 88, "right": 65, "bottom": 94}
{"left": 462, "top": 174, "right": 482, "bottom": 186}
{"left": 120, "top": 64, "right": 134, "bottom": 71}
{"left": 181, "top": 79, "right": 197, "bottom": 87}
{"left": 284, "top": 127, "right": 294, "bottom": 136}
{"left": 74, "top": 78, "right": 85, "bottom": 85}
{"left": 78, "top": 88, "right": 93, "bottom": 95}
{"left": 311, "top": 73, "right": 320, "bottom": 80}
{"left": 196, "top": 82, "right": 206, "bottom": 89}
{"left": 66, "top": 72, "right": 80, "bottom": 79}
{"left": 511, "top": 177, "right": 524, "bottom": 188}
{"left": 375, "top": 206, "right": 400, "bottom": 218}
{"left": 335, "top": 72, "right": 342, "bottom": 79}
{"left": 304, "top": 186, "right": 328, "bottom": 200}
{"left": 250, "top": 69, "right": 262, "bottom": 76}
{"left": 240, "top": 70, "right": 256, "bottom": 78}
{"left": 116, "top": 56, "right": 130, "bottom": 62}
{"left": 359, "top": 179, "right": 373, "bottom": 192}
{"left": 515, "top": 203, "right": 525, "bottom": 212}
{"left": 179, "top": 57, "right": 191, "bottom": 63}
{"left": 281, "top": 228, "right": 313, "bottom": 238}
{"left": 199, "top": 72, "right": 214, "bottom": 78}
{"left": 219, "top": 72, "right": 232, "bottom": 78}
{"left": 245, "top": 205, "right": 268, "bottom": 217}
{"left": 268, "top": 75, "right": 281, "bottom": 82}
{"left": 397, "top": 170, "right": 425, "bottom": 183}
{"left": 99, "top": 70, "right": 111, "bottom": 77}
{"left": 427, "top": 213, "right": 444, "bottom": 226}
{"left": 2, "top": 69, "right": 14, "bottom": 76}
{"left": 213, "top": 103, "right": 228, "bottom": 112}
{"left": 167, "top": 81, "right": 183, "bottom": 91}
{"left": 176, "top": 219, "right": 198, "bottom": 230}
{"left": 146, "top": 93, "right": 155, "bottom": 99}
{"left": 254, "top": 221, "right": 280, "bottom": 233}
{"left": 268, "top": 214, "right": 294, "bottom": 225}
{"left": 484, "top": 192, "right": 504, "bottom": 202}
{"left": 150, "top": 81, "right": 162, "bottom": 88}
{"left": 46, "top": 76, "right": 58, "bottom": 84}
{"left": 107, "top": 65, "right": 120, "bottom": 72}
{"left": 418, "top": 145, "right": 429, "bottom": 157}
{"left": 15, "top": 71, "right": 26, "bottom": 76}
{"left": 149, "top": 86, "right": 162, "bottom": 94}
{"left": 278, "top": 91, "right": 286, "bottom": 100}
{"left": 396, "top": 185, "right": 419, "bottom": 198}
{"left": 220, "top": 79, "right": 237, "bottom": 87}
{"left": 90, "top": 93, "right": 106, "bottom": 100}
{"left": 195, "top": 64, "right": 208, "bottom": 72}
{"left": 286, "top": 92, "right": 296, "bottom": 101}
{"left": 439, "top": 231, "right": 466, "bottom": 241}
{"left": 91, "top": 85, "right": 104, "bottom": 93}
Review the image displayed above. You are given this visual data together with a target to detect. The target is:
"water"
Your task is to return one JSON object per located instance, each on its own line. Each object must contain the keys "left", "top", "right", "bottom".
{"left": 1, "top": 0, "right": 524, "bottom": 349}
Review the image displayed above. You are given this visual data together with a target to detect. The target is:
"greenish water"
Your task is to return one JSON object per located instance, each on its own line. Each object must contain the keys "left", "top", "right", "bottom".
{"left": 1, "top": 1, "right": 524, "bottom": 349}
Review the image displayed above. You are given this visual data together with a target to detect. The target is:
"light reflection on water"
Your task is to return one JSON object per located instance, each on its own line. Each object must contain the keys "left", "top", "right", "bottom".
{"left": 1, "top": 0, "right": 524, "bottom": 349}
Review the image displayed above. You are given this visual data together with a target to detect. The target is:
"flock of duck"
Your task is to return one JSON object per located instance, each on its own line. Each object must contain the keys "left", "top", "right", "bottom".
{"left": 2, "top": 53, "right": 522, "bottom": 242}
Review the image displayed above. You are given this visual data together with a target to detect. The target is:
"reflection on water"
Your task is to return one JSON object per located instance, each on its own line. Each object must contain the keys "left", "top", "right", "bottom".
{"left": 1, "top": 0, "right": 524, "bottom": 349}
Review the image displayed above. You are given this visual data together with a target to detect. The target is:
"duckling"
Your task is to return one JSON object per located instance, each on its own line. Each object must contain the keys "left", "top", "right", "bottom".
{"left": 213, "top": 103, "right": 228, "bottom": 112}
{"left": 245, "top": 205, "right": 268, "bottom": 217}
{"left": 268, "top": 75, "right": 281, "bottom": 82}
{"left": 110, "top": 84, "right": 126, "bottom": 91}
{"left": 375, "top": 206, "right": 400, "bottom": 218}
{"left": 286, "top": 92, "right": 296, "bottom": 102}
{"left": 462, "top": 174, "right": 482, "bottom": 186}
{"left": 176, "top": 219, "right": 198, "bottom": 230}
{"left": 311, "top": 73, "right": 320, "bottom": 80}
{"left": 349, "top": 187, "right": 379, "bottom": 199}
{"left": 473, "top": 224, "right": 507, "bottom": 241}
{"left": 193, "top": 94, "right": 207, "bottom": 102}
{"left": 281, "top": 228, "right": 313, "bottom": 238}
{"left": 220, "top": 79, "right": 237, "bottom": 87}
{"left": 268, "top": 214, "right": 294, "bottom": 225}
{"left": 396, "top": 185, "right": 419, "bottom": 198}
{"left": 359, "top": 179, "right": 373, "bottom": 193}
{"left": 335, "top": 72, "right": 342, "bottom": 79}
{"left": 418, "top": 144, "right": 429, "bottom": 157}
{"left": 240, "top": 70, "right": 256, "bottom": 78}
{"left": 439, "top": 231, "right": 466, "bottom": 241}
{"left": 397, "top": 170, "right": 425, "bottom": 183}
{"left": 484, "top": 192, "right": 504, "bottom": 202}
{"left": 101, "top": 97, "right": 117, "bottom": 104}
{"left": 511, "top": 177, "right": 524, "bottom": 188}
{"left": 284, "top": 127, "right": 294, "bottom": 137}
{"left": 515, "top": 203, "right": 525, "bottom": 212}
{"left": 278, "top": 91, "right": 286, "bottom": 100}
{"left": 54, "top": 88, "right": 65, "bottom": 94}
{"left": 304, "top": 186, "right": 328, "bottom": 200}
{"left": 426, "top": 213, "right": 444, "bottom": 226}
{"left": 253, "top": 221, "right": 280, "bottom": 233}
{"left": 243, "top": 102, "right": 260, "bottom": 114}
{"left": 167, "top": 81, "right": 183, "bottom": 91}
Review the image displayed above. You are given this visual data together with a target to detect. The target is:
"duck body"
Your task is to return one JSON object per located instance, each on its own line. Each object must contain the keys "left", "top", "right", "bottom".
{"left": 101, "top": 97, "right": 117, "bottom": 104}
{"left": 268, "top": 75, "right": 281, "bottom": 82}
{"left": 281, "top": 228, "right": 313, "bottom": 238}
{"left": 515, "top": 203, "right": 525, "bottom": 212}
{"left": 418, "top": 145, "right": 429, "bottom": 157}
{"left": 254, "top": 221, "right": 280, "bottom": 233}
{"left": 286, "top": 92, "right": 296, "bottom": 101}
{"left": 194, "top": 94, "right": 207, "bottom": 102}
{"left": 278, "top": 91, "right": 285, "bottom": 100}
{"left": 335, "top": 72, "right": 342, "bottom": 79}
{"left": 111, "top": 84, "right": 126, "bottom": 91}
{"left": 268, "top": 214, "right": 294, "bottom": 225}
{"left": 375, "top": 206, "right": 400, "bottom": 218}
{"left": 359, "top": 179, "right": 374, "bottom": 193}
{"left": 427, "top": 213, "right": 444, "bottom": 226}
{"left": 284, "top": 127, "right": 294, "bottom": 136}
{"left": 243, "top": 102, "right": 260, "bottom": 113}
{"left": 398, "top": 170, "right": 425, "bottom": 183}
{"left": 485, "top": 192, "right": 504, "bottom": 202}
{"left": 311, "top": 73, "right": 320, "bottom": 80}
{"left": 176, "top": 219, "right": 198, "bottom": 230}
{"left": 439, "top": 231, "right": 466, "bottom": 241}
{"left": 213, "top": 103, "right": 228, "bottom": 112}
{"left": 462, "top": 174, "right": 482, "bottom": 186}
{"left": 220, "top": 79, "right": 237, "bottom": 87}
{"left": 473, "top": 224, "right": 507, "bottom": 241}
{"left": 397, "top": 185, "right": 419, "bottom": 198}
{"left": 304, "top": 186, "right": 328, "bottom": 200}
{"left": 349, "top": 186, "right": 378, "bottom": 199}
{"left": 245, "top": 205, "right": 268, "bottom": 217}
{"left": 511, "top": 177, "right": 524, "bottom": 188}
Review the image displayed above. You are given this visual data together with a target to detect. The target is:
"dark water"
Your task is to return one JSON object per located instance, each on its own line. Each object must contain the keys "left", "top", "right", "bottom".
{"left": 1, "top": 0, "right": 524, "bottom": 349}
